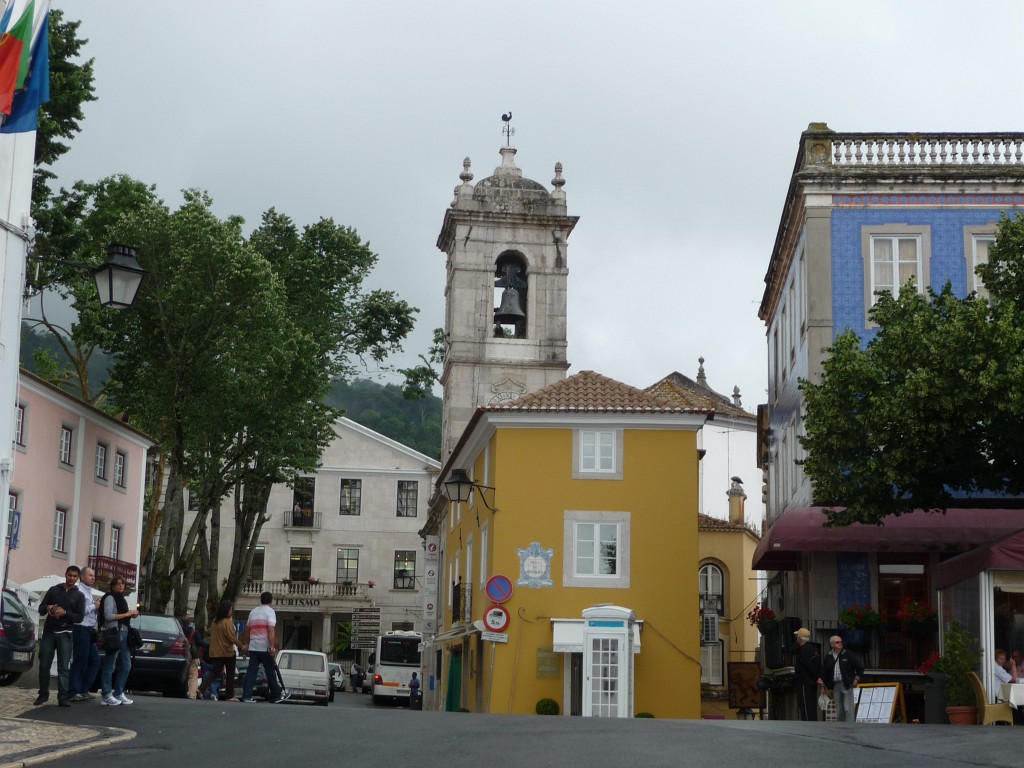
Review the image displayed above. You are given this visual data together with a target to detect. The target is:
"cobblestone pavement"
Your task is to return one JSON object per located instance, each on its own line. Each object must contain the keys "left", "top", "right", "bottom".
{"left": 0, "top": 686, "right": 134, "bottom": 768}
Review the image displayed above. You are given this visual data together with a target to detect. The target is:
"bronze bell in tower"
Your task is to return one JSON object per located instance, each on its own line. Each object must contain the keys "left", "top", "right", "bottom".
{"left": 494, "top": 287, "right": 526, "bottom": 324}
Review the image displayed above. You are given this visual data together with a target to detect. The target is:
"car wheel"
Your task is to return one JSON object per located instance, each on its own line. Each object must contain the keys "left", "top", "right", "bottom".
{"left": 163, "top": 680, "right": 189, "bottom": 698}
{"left": 372, "top": 695, "right": 383, "bottom": 705}
{"left": 0, "top": 670, "right": 21, "bottom": 686}
{"left": 318, "top": 696, "right": 329, "bottom": 707}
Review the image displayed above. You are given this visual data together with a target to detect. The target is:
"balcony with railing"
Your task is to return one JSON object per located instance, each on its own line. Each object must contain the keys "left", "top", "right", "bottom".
{"left": 282, "top": 509, "right": 322, "bottom": 530}
{"left": 88, "top": 555, "right": 137, "bottom": 591}
{"left": 449, "top": 580, "right": 472, "bottom": 624}
{"left": 240, "top": 579, "right": 370, "bottom": 599}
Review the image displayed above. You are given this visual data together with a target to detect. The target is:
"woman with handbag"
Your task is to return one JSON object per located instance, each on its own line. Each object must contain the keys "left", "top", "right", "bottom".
{"left": 199, "top": 600, "right": 243, "bottom": 701}
{"left": 99, "top": 577, "right": 139, "bottom": 706}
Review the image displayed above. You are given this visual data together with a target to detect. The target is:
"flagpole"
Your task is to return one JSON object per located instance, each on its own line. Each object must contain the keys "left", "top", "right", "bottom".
{"left": 0, "top": 0, "right": 44, "bottom": 593}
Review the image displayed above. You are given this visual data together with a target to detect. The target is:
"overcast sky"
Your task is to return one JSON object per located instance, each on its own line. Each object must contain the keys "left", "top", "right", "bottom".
{"left": 49, "top": 1, "right": 1024, "bottom": 409}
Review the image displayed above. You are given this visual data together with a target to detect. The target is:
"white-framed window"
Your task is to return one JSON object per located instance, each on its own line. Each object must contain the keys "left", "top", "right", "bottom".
{"left": 95, "top": 443, "right": 108, "bottom": 480}
{"left": 479, "top": 520, "right": 489, "bottom": 588}
{"left": 699, "top": 564, "right": 724, "bottom": 617}
{"left": 970, "top": 233, "right": 995, "bottom": 301}
{"left": 574, "top": 429, "right": 623, "bottom": 479}
{"left": 563, "top": 510, "right": 630, "bottom": 588}
{"left": 114, "top": 451, "right": 127, "bottom": 488}
{"left": 339, "top": 479, "right": 361, "bottom": 515}
{"left": 59, "top": 426, "right": 74, "bottom": 465}
{"left": 862, "top": 226, "right": 931, "bottom": 322}
{"left": 90, "top": 519, "right": 102, "bottom": 556}
{"left": 53, "top": 508, "right": 67, "bottom": 552}
{"left": 700, "top": 641, "right": 724, "bottom": 685}
{"left": 6, "top": 492, "right": 17, "bottom": 539}
{"left": 14, "top": 404, "right": 25, "bottom": 447}
{"left": 397, "top": 480, "right": 418, "bottom": 517}
{"left": 336, "top": 548, "right": 358, "bottom": 582}
{"left": 394, "top": 550, "right": 416, "bottom": 589}
{"left": 110, "top": 525, "right": 121, "bottom": 560}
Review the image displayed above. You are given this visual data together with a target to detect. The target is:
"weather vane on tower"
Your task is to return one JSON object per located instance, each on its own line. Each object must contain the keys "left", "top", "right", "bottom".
{"left": 502, "top": 112, "right": 514, "bottom": 146}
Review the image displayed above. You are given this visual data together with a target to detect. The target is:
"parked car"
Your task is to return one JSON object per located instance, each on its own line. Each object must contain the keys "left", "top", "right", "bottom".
{"left": 276, "top": 649, "right": 330, "bottom": 706}
{"left": 0, "top": 589, "right": 36, "bottom": 686}
{"left": 94, "top": 613, "right": 190, "bottom": 697}
{"left": 361, "top": 664, "right": 374, "bottom": 694}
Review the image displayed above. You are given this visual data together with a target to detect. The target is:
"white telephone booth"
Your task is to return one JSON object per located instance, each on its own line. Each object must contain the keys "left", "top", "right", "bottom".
{"left": 581, "top": 605, "right": 636, "bottom": 718}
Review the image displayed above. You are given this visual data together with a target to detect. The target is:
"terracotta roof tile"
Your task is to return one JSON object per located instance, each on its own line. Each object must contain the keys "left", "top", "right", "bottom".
{"left": 647, "top": 372, "right": 754, "bottom": 420}
{"left": 490, "top": 370, "right": 711, "bottom": 413}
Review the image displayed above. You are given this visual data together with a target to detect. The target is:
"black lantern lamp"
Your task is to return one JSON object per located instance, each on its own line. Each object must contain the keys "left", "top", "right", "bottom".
{"left": 92, "top": 244, "right": 145, "bottom": 310}
{"left": 442, "top": 468, "right": 498, "bottom": 512}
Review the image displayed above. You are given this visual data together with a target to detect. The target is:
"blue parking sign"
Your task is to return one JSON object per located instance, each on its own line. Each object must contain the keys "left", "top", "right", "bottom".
{"left": 9, "top": 510, "right": 20, "bottom": 550}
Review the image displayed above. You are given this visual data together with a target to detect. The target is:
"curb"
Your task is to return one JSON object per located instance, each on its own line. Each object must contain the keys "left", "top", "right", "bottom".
{"left": 0, "top": 723, "right": 135, "bottom": 768}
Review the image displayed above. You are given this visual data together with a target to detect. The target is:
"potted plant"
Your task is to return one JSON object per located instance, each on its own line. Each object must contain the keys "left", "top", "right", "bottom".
{"left": 307, "top": 576, "right": 320, "bottom": 585}
{"left": 747, "top": 603, "right": 776, "bottom": 632}
{"left": 896, "top": 597, "right": 937, "bottom": 633}
{"left": 838, "top": 603, "right": 881, "bottom": 630}
{"left": 931, "top": 619, "right": 980, "bottom": 724}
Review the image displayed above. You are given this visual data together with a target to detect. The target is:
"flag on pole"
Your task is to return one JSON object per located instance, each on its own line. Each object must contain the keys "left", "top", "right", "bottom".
{"left": 0, "top": 2, "right": 16, "bottom": 37}
{"left": 0, "top": 0, "right": 33, "bottom": 115}
{"left": 0, "top": 5, "right": 45, "bottom": 133}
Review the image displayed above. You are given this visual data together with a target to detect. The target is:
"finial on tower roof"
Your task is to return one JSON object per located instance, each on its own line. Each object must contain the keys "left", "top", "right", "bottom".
{"left": 732, "top": 386, "right": 742, "bottom": 407}
{"left": 501, "top": 111, "right": 515, "bottom": 147}
{"left": 697, "top": 357, "right": 707, "bottom": 387}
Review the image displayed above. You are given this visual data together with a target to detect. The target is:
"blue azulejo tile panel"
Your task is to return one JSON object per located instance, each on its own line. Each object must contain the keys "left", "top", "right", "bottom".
{"left": 830, "top": 207, "right": 1016, "bottom": 343}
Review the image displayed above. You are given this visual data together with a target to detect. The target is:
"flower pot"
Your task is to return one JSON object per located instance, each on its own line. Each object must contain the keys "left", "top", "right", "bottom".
{"left": 945, "top": 705, "right": 977, "bottom": 725}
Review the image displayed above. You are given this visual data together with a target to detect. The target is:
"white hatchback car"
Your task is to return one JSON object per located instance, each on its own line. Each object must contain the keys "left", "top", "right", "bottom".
{"left": 275, "top": 650, "right": 331, "bottom": 706}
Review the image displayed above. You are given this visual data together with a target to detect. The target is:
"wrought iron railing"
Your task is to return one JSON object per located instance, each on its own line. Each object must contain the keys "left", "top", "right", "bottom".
{"left": 282, "top": 509, "right": 322, "bottom": 529}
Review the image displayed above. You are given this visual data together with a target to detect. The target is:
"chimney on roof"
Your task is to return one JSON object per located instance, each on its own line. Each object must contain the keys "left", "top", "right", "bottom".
{"left": 727, "top": 476, "right": 746, "bottom": 526}
{"left": 732, "top": 386, "right": 742, "bottom": 407}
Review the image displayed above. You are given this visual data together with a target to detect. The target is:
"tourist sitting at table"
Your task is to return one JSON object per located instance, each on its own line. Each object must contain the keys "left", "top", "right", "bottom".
{"left": 994, "top": 648, "right": 1017, "bottom": 684}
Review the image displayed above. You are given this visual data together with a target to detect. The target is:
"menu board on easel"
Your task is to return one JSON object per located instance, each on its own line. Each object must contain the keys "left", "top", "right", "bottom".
{"left": 855, "top": 683, "right": 906, "bottom": 723}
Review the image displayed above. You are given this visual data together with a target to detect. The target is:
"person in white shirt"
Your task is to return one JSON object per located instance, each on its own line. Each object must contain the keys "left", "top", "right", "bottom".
{"left": 68, "top": 567, "right": 101, "bottom": 701}
{"left": 994, "top": 649, "right": 1017, "bottom": 684}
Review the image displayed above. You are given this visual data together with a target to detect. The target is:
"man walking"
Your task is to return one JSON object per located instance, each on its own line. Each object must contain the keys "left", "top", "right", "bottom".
{"left": 793, "top": 627, "right": 821, "bottom": 721}
{"left": 819, "top": 635, "right": 864, "bottom": 723}
{"left": 241, "top": 591, "right": 286, "bottom": 703}
{"left": 69, "top": 566, "right": 101, "bottom": 702}
{"left": 36, "top": 566, "right": 86, "bottom": 707}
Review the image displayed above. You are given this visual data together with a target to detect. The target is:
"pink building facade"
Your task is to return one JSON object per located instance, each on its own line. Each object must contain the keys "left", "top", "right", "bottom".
{"left": 4, "top": 370, "right": 154, "bottom": 588}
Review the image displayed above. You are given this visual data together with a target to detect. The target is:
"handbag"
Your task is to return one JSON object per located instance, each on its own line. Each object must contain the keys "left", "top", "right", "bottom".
{"left": 128, "top": 626, "right": 144, "bottom": 650}
{"left": 101, "top": 627, "right": 121, "bottom": 653}
{"left": 818, "top": 690, "right": 831, "bottom": 711}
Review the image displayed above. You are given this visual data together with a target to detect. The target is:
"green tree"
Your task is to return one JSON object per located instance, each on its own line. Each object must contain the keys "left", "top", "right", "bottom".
{"left": 800, "top": 213, "right": 1024, "bottom": 527}
{"left": 33, "top": 9, "right": 97, "bottom": 208}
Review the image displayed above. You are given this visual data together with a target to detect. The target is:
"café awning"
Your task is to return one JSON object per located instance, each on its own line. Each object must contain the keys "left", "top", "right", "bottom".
{"left": 934, "top": 528, "right": 1024, "bottom": 590}
{"left": 753, "top": 507, "right": 1024, "bottom": 571}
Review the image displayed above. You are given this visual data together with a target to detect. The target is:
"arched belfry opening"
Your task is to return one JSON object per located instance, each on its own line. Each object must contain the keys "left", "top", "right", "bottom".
{"left": 494, "top": 252, "right": 528, "bottom": 339}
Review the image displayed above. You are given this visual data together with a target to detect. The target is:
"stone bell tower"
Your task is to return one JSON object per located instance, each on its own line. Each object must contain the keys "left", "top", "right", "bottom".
{"left": 437, "top": 141, "right": 578, "bottom": 460}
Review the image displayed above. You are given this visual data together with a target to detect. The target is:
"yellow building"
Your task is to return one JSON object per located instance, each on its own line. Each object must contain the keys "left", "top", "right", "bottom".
{"left": 696, "top": 496, "right": 763, "bottom": 718}
{"left": 420, "top": 370, "right": 709, "bottom": 718}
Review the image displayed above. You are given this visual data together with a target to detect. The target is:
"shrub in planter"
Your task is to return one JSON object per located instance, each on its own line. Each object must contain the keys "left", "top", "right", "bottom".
{"left": 535, "top": 698, "right": 560, "bottom": 715}
{"left": 635, "top": 711, "right": 655, "bottom": 718}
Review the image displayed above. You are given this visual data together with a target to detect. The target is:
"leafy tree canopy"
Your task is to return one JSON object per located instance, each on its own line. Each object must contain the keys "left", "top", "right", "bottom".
{"left": 800, "top": 213, "right": 1024, "bottom": 527}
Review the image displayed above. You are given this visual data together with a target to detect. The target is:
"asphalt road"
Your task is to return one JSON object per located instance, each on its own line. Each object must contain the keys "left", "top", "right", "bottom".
{"left": 18, "top": 690, "right": 1024, "bottom": 768}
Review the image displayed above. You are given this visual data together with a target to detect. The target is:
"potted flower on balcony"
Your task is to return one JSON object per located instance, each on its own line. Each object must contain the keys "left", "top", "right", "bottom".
{"left": 839, "top": 603, "right": 880, "bottom": 630}
{"left": 896, "top": 597, "right": 938, "bottom": 634}
{"left": 307, "top": 577, "right": 320, "bottom": 585}
{"left": 747, "top": 603, "right": 776, "bottom": 632}
{"left": 281, "top": 577, "right": 291, "bottom": 584}
{"left": 839, "top": 603, "right": 880, "bottom": 652}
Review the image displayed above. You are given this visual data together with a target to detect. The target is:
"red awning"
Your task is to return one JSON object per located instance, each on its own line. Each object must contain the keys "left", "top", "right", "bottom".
{"left": 934, "top": 528, "right": 1024, "bottom": 589}
{"left": 752, "top": 506, "right": 1024, "bottom": 571}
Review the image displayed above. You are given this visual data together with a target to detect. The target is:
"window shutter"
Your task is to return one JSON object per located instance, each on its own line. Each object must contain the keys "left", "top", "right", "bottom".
{"left": 702, "top": 613, "right": 719, "bottom": 645}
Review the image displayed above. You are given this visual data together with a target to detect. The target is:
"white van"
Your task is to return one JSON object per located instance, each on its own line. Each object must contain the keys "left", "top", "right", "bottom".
{"left": 275, "top": 650, "right": 331, "bottom": 706}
